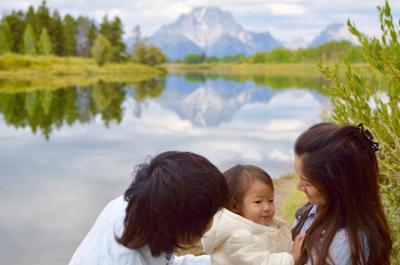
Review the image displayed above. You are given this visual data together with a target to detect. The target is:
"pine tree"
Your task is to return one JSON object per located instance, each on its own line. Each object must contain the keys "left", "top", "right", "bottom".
{"left": 23, "top": 24, "right": 37, "bottom": 55}
{"left": 37, "top": 28, "right": 53, "bottom": 55}
{"left": 100, "top": 16, "right": 126, "bottom": 61}
{"left": 36, "top": 0, "right": 50, "bottom": 34}
{"left": 88, "top": 23, "right": 98, "bottom": 54}
{"left": 110, "top": 17, "right": 126, "bottom": 61}
{"left": 0, "top": 20, "right": 12, "bottom": 54}
{"left": 63, "top": 14, "right": 77, "bottom": 56}
{"left": 5, "top": 11, "right": 25, "bottom": 53}
{"left": 99, "top": 16, "right": 112, "bottom": 40}
{"left": 26, "top": 6, "right": 37, "bottom": 34}
{"left": 49, "top": 10, "right": 65, "bottom": 56}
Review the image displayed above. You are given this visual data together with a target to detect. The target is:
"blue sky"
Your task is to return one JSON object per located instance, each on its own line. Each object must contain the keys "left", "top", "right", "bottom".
{"left": 1, "top": 0, "right": 399, "bottom": 41}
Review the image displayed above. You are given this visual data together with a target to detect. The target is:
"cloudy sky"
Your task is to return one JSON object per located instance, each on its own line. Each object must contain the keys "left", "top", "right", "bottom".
{"left": 1, "top": 0, "right": 399, "bottom": 42}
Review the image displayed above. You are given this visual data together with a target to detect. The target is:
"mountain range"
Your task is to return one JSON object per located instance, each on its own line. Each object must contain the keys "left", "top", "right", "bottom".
{"left": 134, "top": 6, "right": 358, "bottom": 60}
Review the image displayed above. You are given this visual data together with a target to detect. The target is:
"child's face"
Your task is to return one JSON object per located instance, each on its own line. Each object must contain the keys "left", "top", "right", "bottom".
{"left": 238, "top": 179, "right": 275, "bottom": 225}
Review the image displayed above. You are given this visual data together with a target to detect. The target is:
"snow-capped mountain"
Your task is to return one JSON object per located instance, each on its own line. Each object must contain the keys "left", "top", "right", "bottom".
{"left": 309, "top": 23, "right": 359, "bottom": 48}
{"left": 147, "top": 7, "right": 282, "bottom": 60}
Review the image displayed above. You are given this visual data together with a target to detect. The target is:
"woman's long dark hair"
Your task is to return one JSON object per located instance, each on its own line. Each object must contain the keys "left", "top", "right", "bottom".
{"left": 116, "top": 151, "right": 228, "bottom": 256}
{"left": 294, "top": 123, "right": 392, "bottom": 265}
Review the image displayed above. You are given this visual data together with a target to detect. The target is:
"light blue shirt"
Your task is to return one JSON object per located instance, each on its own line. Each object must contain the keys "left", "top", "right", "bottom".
{"left": 293, "top": 205, "right": 369, "bottom": 265}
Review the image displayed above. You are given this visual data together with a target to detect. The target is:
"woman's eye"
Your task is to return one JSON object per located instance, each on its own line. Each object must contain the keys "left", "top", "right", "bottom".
{"left": 269, "top": 199, "right": 274, "bottom": 203}
{"left": 254, "top": 201, "right": 261, "bottom": 204}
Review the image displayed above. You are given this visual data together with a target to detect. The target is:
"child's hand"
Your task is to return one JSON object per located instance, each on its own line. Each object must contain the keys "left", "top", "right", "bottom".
{"left": 292, "top": 233, "right": 306, "bottom": 262}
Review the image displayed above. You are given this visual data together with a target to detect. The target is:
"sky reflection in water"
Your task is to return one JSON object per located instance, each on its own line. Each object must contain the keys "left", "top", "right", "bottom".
{"left": 0, "top": 74, "right": 330, "bottom": 265}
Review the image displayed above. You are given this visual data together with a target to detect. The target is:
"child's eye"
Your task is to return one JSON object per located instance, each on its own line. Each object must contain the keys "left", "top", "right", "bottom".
{"left": 254, "top": 201, "right": 261, "bottom": 204}
{"left": 269, "top": 199, "right": 274, "bottom": 203}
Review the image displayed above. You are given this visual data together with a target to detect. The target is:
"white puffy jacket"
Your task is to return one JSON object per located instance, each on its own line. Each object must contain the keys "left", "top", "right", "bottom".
{"left": 201, "top": 209, "right": 294, "bottom": 265}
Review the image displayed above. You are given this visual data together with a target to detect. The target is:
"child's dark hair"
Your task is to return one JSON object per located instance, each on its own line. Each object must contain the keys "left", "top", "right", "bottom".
{"left": 116, "top": 151, "right": 228, "bottom": 256}
{"left": 223, "top": 164, "right": 273, "bottom": 212}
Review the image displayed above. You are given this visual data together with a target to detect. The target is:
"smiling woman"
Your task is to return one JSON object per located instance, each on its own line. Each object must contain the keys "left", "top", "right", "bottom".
{"left": 292, "top": 122, "right": 392, "bottom": 265}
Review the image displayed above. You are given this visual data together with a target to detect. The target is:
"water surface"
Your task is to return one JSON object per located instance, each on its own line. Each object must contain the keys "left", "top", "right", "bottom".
{"left": 0, "top": 73, "right": 330, "bottom": 265}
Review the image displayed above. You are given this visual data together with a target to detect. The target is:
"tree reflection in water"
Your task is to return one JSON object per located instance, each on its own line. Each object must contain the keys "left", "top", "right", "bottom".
{"left": 0, "top": 78, "right": 166, "bottom": 140}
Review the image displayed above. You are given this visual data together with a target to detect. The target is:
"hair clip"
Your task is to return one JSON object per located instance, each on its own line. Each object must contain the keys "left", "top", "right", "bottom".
{"left": 357, "top": 123, "right": 380, "bottom": 152}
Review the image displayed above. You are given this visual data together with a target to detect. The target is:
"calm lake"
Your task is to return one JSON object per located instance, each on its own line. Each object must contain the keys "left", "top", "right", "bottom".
{"left": 0, "top": 73, "right": 330, "bottom": 265}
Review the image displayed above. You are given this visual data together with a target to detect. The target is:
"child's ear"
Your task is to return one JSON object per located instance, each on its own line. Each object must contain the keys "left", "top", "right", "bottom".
{"left": 231, "top": 203, "right": 240, "bottom": 214}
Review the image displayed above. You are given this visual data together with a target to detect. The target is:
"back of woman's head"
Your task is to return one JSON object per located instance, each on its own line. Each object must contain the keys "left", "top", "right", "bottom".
{"left": 223, "top": 164, "right": 273, "bottom": 211}
{"left": 294, "top": 122, "right": 392, "bottom": 265}
{"left": 117, "top": 151, "right": 228, "bottom": 256}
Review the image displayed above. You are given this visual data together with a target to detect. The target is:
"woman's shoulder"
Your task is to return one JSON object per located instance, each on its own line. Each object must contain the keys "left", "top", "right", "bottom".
{"left": 331, "top": 228, "right": 368, "bottom": 248}
{"left": 326, "top": 228, "right": 369, "bottom": 265}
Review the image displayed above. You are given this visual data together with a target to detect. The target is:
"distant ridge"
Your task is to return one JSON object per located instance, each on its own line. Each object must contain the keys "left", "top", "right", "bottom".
{"left": 309, "top": 23, "right": 358, "bottom": 48}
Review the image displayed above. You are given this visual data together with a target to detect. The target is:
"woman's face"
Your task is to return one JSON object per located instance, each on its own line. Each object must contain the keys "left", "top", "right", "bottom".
{"left": 295, "top": 155, "right": 326, "bottom": 205}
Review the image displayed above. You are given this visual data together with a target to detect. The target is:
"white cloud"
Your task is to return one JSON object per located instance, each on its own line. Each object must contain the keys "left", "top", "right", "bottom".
{"left": 264, "top": 3, "right": 306, "bottom": 16}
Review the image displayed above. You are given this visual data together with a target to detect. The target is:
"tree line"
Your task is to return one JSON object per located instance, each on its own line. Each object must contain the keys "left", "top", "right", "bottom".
{"left": 182, "top": 41, "right": 364, "bottom": 64}
{"left": 0, "top": 1, "right": 166, "bottom": 66}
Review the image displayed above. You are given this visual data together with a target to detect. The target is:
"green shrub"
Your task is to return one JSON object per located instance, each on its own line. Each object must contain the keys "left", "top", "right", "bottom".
{"left": 134, "top": 43, "right": 166, "bottom": 66}
{"left": 319, "top": 1, "right": 400, "bottom": 262}
{"left": 91, "top": 34, "right": 112, "bottom": 66}
{"left": 281, "top": 190, "right": 307, "bottom": 224}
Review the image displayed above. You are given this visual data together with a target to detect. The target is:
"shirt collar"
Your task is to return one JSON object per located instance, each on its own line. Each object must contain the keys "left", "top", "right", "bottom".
{"left": 308, "top": 204, "right": 319, "bottom": 218}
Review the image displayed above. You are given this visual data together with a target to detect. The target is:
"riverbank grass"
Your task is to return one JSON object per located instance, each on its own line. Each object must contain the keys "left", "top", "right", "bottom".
{"left": 0, "top": 53, "right": 165, "bottom": 79}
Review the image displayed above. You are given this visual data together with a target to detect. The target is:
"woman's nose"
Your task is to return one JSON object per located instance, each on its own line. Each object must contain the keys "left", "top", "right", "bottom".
{"left": 297, "top": 180, "right": 305, "bottom": 191}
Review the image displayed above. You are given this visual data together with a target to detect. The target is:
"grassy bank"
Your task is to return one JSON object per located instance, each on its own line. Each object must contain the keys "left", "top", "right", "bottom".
{"left": 274, "top": 175, "right": 307, "bottom": 223}
{"left": 166, "top": 63, "right": 368, "bottom": 78}
{"left": 0, "top": 54, "right": 166, "bottom": 92}
{"left": 167, "top": 63, "right": 322, "bottom": 77}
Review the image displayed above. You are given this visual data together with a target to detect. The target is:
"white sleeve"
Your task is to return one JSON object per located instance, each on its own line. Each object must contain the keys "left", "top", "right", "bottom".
{"left": 172, "top": 254, "right": 211, "bottom": 265}
{"left": 222, "top": 229, "right": 294, "bottom": 265}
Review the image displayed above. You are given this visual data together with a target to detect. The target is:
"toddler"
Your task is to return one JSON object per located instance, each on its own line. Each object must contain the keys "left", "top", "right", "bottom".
{"left": 201, "top": 164, "right": 303, "bottom": 265}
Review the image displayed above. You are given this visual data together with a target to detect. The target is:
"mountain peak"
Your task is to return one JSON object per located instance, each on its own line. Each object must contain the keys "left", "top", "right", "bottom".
{"left": 148, "top": 6, "right": 281, "bottom": 59}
